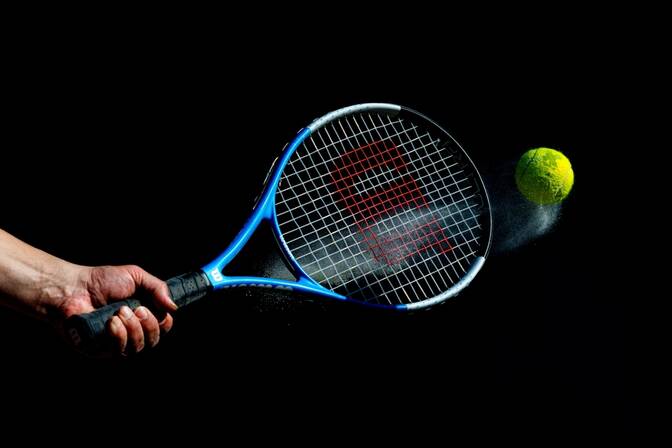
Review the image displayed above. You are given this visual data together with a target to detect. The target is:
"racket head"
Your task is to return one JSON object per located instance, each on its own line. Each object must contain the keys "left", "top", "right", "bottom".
{"left": 272, "top": 104, "right": 492, "bottom": 310}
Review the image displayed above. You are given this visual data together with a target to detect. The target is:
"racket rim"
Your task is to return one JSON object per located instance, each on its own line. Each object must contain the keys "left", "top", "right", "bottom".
{"left": 398, "top": 105, "right": 493, "bottom": 259}
{"left": 205, "top": 103, "right": 492, "bottom": 310}
{"left": 273, "top": 103, "right": 492, "bottom": 309}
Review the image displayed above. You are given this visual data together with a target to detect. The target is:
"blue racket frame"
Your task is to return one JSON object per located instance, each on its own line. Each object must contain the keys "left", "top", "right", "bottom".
{"left": 201, "top": 125, "right": 352, "bottom": 302}
{"left": 201, "top": 103, "right": 488, "bottom": 311}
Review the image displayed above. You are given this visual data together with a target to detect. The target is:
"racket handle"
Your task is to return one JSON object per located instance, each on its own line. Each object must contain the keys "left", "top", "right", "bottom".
{"left": 166, "top": 271, "right": 211, "bottom": 308}
{"left": 64, "top": 271, "right": 211, "bottom": 353}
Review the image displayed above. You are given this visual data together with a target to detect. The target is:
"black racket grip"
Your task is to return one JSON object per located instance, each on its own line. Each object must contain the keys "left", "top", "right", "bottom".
{"left": 166, "top": 271, "right": 211, "bottom": 308}
{"left": 64, "top": 271, "right": 211, "bottom": 353}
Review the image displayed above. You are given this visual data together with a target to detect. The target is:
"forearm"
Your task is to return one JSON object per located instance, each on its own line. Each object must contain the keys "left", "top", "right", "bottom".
{"left": 0, "top": 229, "right": 85, "bottom": 321}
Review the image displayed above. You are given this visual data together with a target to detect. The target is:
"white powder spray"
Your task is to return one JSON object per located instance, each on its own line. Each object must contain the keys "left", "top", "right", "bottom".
{"left": 487, "top": 161, "right": 560, "bottom": 254}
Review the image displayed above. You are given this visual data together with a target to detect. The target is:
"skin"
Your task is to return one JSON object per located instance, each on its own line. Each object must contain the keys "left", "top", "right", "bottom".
{"left": 0, "top": 228, "right": 176, "bottom": 355}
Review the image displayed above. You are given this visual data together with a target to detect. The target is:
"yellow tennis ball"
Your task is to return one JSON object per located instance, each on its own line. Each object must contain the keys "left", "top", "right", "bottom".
{"left": 515, "top": 147, "right": 574, "bottom": 205}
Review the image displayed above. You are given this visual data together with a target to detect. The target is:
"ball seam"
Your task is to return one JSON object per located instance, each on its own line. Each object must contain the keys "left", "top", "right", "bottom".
{"left": 519, "top": 148, "right": 540, "bottom": 202}
{"left": 519, "top": 148, "right": 539, "bottom": 181}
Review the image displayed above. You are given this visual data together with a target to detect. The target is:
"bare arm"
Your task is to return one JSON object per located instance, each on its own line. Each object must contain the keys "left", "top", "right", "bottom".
{"left": 0, "top": 228, "right": 176, "bottom": 354}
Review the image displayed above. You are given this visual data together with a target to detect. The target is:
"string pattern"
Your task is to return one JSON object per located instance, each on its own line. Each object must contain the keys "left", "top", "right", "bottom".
{"left": 276, "top": 111, "right": 487, "bottom": 305}
{"left": 330, "top": 139, "right": 453, "bottom": 266}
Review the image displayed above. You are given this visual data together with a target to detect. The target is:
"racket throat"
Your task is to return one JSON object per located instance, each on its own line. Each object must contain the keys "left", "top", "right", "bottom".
{"left": 215, "top": 276, "right": 295, "bottom": 292}
{"left": 212, "top": 274, "right": 344, "bottom": 301}
{"left": 204, "top": 219, "right": 299, "bottom": 289}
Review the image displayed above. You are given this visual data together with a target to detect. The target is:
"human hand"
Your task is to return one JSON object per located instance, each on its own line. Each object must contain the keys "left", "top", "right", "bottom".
{"left": 0, "top": 229, "right": 176, "bottom": 356}
{"left": 58, "top": 265, "right": 177, "bottom": 355}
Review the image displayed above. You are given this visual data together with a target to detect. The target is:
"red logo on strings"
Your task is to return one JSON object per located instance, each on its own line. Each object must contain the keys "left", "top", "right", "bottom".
{"left": 330, "top": 140, "right": 453, "bottom": 265}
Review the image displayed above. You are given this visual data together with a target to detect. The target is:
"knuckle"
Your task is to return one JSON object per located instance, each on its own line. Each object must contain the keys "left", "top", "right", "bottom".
{"left": 126, "top": 265, "right": 146, "bottom": 282}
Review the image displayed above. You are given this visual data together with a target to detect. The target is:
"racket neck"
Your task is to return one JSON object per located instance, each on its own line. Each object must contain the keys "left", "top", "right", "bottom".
{"left": 202, "top": 129, "right": 311, "bottom": 287}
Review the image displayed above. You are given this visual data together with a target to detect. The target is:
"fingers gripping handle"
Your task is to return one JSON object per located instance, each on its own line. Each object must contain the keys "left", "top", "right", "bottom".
{"left": 64, "top": 271, "right": 211, "bottom": 353}
{"left": 64, "top": 299, "right": 142, "bottom": 352}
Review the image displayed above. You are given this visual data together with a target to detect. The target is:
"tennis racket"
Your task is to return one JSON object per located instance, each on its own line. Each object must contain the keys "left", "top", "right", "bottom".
{"left": 65, "top": 103, "right": 492, "bottom": 351}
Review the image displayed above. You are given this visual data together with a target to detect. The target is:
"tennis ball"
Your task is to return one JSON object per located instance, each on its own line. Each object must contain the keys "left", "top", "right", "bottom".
{"left": 515, "top": 147, "right": 574, "bottom": 205}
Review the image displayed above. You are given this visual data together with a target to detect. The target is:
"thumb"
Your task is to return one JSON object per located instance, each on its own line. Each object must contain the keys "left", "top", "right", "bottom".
{"left": 127, "top": 266, "right": 178, "bottom": 312}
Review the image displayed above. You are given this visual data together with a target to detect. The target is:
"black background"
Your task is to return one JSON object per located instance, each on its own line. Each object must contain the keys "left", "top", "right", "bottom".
{"left": 0, "top": 21, "right": 633, "bottom": 435}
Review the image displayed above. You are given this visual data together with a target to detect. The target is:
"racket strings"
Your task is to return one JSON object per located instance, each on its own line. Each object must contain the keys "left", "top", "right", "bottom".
{"left": 316, "top": 115, "right": 479, "bottom": 297}
{"left": 276, "top": 112, "right": 485, "bottom": 305}
{"left": 345, "top": 114, "right": 481, "bottom": 298}
{"left": 280, "top": 115, "right": 480, "bottom": 302}
{"left": 329, "top": 139, "right": 454, "bottom": 266}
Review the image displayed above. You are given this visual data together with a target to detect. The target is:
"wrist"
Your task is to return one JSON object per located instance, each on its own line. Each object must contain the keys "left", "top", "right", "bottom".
{"left": 34, "top": 262, "right": 91, "bottom": 321}
{"left": 0, "top": 229, "right": 92, "bottom": 322}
